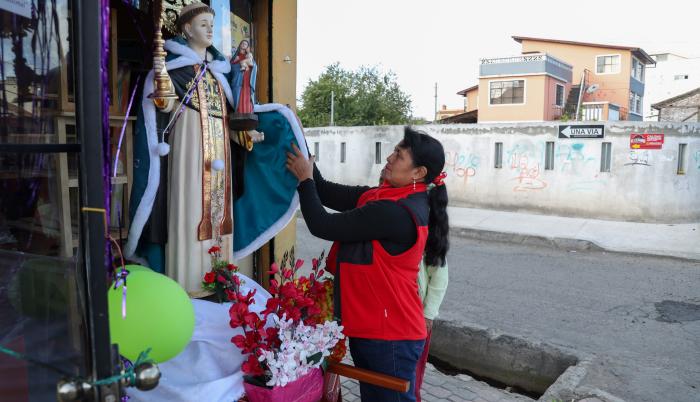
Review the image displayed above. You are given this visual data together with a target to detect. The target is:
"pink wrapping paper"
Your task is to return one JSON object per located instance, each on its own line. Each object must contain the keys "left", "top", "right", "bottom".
{"left": 243, "top": 368, "right": 323, "bottom": 402}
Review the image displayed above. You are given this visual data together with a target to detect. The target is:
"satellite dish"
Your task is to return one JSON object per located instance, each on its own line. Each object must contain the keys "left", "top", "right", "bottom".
{"left": 586, "top": 84, "right": 600, "bottom": 94}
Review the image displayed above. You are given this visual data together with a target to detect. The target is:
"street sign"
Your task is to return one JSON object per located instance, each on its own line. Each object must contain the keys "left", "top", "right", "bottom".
{"left": 558, "top": 125, "right": 605, "bottom": 139}
{"left": 630, "top": 133, "right": 664, "bottom": 149}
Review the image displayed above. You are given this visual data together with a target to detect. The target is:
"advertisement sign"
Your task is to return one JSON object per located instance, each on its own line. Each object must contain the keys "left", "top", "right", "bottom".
{"left": 630, "top": 134, "right": 664, "bottom": 149}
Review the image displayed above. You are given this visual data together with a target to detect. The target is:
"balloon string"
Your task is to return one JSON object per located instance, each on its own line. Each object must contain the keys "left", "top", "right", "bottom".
{"left": 0, "top": 345, "right": 153, "bottom": 387}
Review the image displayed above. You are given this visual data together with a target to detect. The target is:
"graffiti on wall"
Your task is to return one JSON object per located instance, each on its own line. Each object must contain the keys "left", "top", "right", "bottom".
{"left": 625, "top": 150, "right": 652, "bottom": 167}
{"left": 445, "top": 150, "right": 480, "bottom": 185}
{"left": 506, "top": 141, "right": 547, "bottom": 192}
{"left": 555, "top": 143, "right": 603, "bottom": 192}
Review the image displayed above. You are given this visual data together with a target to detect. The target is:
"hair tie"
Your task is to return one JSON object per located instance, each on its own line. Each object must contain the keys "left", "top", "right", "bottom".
{"left": 432, "top": 171, "right": 447, "bottom": 186}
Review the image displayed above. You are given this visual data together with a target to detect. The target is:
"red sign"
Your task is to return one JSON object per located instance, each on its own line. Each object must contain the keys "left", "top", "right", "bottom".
{"left": 630, "top": 133, "right": 664, "bottom": 149}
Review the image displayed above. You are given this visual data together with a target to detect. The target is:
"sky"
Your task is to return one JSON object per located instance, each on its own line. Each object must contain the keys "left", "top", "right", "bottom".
{"left": 297, "top": 0, "right": 700, "bottom": 120}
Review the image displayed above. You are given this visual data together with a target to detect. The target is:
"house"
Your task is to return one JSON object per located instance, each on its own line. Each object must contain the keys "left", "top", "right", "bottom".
{"left": 438, "top": 85, "right": 479, "bottom": 123}
{"left": 467, "top": 36, "right": 655, "bottom": 123}
{"left": 651, "top": 87, "right": 700, "bottom": 122}
{"left": 644, "top": 53, "right": 700, "bottom": 120}
{"left": 435, "top": 104, "right": 465, "bottom": 121}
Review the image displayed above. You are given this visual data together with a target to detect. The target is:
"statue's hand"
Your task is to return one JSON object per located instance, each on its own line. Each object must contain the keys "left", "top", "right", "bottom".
{"left": 248, "top": 130, "right": 265, "bottom": 143}
{"left": 154, "top": 58, "right": 166, "bottom": 75}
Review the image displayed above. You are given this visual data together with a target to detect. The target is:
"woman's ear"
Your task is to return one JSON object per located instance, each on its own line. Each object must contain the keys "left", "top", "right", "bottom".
{"left": 414, "top": 166, "right": 428, "bottom": 182}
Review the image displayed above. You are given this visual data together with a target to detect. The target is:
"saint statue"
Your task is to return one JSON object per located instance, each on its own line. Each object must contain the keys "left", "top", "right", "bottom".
{"left": 229, "top": 39, "right": 263, "bottom": 145}
{"left": 126, "top": 2, "right": 244, "bottom": 297}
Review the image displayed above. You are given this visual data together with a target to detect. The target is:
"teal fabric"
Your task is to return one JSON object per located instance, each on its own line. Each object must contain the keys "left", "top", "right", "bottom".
{"left": 233, "top": 110, "right": 300, "bottom": 253}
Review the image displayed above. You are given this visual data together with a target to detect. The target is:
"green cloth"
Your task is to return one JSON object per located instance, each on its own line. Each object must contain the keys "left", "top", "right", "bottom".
{"left": 417, "top": 261, "right": 449, "bottom": 320}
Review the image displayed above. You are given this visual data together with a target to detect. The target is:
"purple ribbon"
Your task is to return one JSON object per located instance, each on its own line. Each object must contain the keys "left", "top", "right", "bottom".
{"left": 114, "top": 269, "right": 129, "bottom": 319}
{"left": 160, "top": 63, "right": 209, "bottom": 142}
{"left": 113, "top": 75, "right": 142, "bottom": 178}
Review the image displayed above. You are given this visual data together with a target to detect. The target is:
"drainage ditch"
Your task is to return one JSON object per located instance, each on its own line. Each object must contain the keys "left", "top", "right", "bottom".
{"left": 430, "top": 319, "right": 580, "bottom": 399}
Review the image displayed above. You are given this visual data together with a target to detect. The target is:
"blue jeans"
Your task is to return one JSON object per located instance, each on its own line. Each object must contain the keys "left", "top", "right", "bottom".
{"left": 349, "top": 337, "right": 425, "bottom": 402}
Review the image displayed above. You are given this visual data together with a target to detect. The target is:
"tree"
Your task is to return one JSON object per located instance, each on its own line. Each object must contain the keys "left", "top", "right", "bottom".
{"left": 297, "top": 63, "right": 413, "bottom": 127}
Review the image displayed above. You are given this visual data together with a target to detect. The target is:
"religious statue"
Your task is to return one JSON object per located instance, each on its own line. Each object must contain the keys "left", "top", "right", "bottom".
{"left": 229, "top": 39, "right": 263, "bottom": 145}
{"left": 126, "top": 2, "right": 244, "bottom": 297}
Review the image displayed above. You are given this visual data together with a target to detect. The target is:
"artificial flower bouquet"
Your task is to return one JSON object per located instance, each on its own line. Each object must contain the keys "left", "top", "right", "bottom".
{"left": 203, "top": 248, "right": 346, "bottom": 402}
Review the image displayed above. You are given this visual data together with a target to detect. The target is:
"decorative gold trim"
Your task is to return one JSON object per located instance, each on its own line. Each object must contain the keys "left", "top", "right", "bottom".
{"left": 161, "top": 0, "right": 197, "bottom": 35}
{"left": 196, "top": 65, "right": 213, "bottom": 241}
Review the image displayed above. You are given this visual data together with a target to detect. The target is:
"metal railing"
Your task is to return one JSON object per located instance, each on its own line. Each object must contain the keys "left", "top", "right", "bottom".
{"left": 479, "top": 53, "right": 573, "bottom": 70}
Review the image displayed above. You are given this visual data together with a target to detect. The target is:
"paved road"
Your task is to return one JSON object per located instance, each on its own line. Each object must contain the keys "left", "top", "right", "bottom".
{"left": 295, "top": 218, "right": 700, "bottom": 401}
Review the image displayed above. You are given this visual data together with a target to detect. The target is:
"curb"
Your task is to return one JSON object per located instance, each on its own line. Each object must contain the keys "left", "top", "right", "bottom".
{"left": 449, "top": 227, "right": 603, "bottom": 252}
{"left": 449, "top": 227, "right": 700, "bottom": 262}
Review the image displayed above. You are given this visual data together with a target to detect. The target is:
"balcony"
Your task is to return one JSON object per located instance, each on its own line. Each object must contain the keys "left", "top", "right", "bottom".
{"left": 479, "top": 53, "right": 573, "bottom": 82}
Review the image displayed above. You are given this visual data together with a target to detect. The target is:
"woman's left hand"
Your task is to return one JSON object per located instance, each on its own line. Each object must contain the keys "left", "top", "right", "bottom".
{"left": 286, "top": 143, "right": 314, "bottom": 181}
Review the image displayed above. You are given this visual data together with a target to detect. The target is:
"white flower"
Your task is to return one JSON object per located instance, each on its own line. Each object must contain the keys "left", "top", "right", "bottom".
{"left": 258, "top": 319, "right": 345, "bottom": 387}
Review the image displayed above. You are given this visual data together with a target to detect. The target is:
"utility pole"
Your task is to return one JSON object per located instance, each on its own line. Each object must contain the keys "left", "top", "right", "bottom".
{"left": 434, "top": 82, "right": 438, "bottom": 122}
{"left": 330, "top": 90, "right": 335, "bottom": 126}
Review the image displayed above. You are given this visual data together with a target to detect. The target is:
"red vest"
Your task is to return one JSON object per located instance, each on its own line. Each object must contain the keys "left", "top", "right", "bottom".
{"left": 327, "top": 182, "right": 428, "bottom": 340}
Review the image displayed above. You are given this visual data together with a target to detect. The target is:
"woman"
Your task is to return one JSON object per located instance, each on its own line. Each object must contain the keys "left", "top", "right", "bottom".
{"left": 286, "top": 127, "right": 449, "bottom": 401}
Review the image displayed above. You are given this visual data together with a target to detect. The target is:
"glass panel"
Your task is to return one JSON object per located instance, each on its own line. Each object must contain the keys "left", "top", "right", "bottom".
{"left": 0, "top": 152, "right": 88, "bottom": 400}
{"left": 0, "top": 1, "right": 75, "bottom": 145}
{"left": 0, "top": 2, "right": 89, "bottom": 399}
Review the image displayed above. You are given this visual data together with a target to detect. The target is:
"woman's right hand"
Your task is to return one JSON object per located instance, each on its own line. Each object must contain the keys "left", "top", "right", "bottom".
{"left": 286, "top": 143, "right": 314, "bottom": 182}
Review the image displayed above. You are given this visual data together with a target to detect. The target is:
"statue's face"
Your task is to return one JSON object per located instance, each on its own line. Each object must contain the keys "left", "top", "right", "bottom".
{"left": 239, "top": 40, "right": 249, "bottom": 54}
{"left": 184, "top": 13, "right": 214, "bottom": 48}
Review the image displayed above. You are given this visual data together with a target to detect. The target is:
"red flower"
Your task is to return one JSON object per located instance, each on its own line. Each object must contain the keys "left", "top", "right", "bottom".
{"left": 269, "top": 263, "right": 279, "bottom": 275}
{"left": 282, "top": 269, "right": 293, "bottom": 279}
{"left": 242, "top": 354, "right": 264, "bottom": 376}
{"left": 232, "top": 275, "right": 241, "bottom": 286}
{"left": 227, "top": 263, "right": 237, "bottom": 271}
{"left": 294, "top": 259, "right": 305, "bottom": 270}
{"left": 229, "top": 302, "right": 250, "bottom": 328}
{"left": 217, "top": 274, "right": 227, "bottom": 283}
{"left": 208, "top": 245, "right": 221, "bottom": 254}
{"left": 204, "top": 272, "right": 216, "bottom": 284}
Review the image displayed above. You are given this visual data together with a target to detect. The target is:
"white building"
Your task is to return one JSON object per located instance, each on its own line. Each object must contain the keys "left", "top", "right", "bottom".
{"left": 644, "top": 53, "right": 700, "bottom": 120}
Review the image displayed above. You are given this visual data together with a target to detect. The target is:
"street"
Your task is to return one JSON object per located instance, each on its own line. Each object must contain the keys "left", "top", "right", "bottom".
{"left": 295, "top": 217, "right": 700, "bottom": 401}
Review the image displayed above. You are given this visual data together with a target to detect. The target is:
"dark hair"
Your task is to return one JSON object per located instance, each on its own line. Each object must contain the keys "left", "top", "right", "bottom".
{"left": 399, "top": 127, "right": 449, "bottom": 267}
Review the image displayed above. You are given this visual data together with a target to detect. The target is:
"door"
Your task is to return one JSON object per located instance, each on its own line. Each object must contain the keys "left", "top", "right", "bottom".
{"left": 0, "top": 1, "right": 117, "bottom": 401}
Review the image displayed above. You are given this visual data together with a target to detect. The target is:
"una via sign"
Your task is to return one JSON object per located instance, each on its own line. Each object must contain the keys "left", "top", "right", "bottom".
{"left": 558, "top": 125, "right": 605, "bottom": 139}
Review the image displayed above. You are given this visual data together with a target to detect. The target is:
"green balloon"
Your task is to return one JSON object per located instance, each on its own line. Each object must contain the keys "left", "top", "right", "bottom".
{"left": 108, "top": 271, "right": 194, "bottom": 363}
{"left": 121, "top": 264, "right": 153, "bottom": 274}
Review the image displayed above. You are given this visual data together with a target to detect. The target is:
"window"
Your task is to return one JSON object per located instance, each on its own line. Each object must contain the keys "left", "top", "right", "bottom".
{"left": 631, "top": 57, "right": 645, "bottom": 82}
{"left": 340, "top": 142, "right": 346, "bottom": 163}
{"left": 545, "top": 142, "right": 555, "bottom": 170}
{"left": 464, "top": 97, "right": 469, "bottom": 111}
{"left": 674, "top": 74, "right": 689, "bottom": 80}
{"left": 494, "top": 142, "right": 503, "bottom": 168}
{"left": 314, "top": 142, "right": 320, "bottom": 162}
{"left": 596, "top": 55, "right": 620, "bottom": 74}
{"left": 678, "top": 144, "right": 687, "bottom": 175}
{"left": 629, "top": 92, "right": 643, "bottom": 115}
{"left": 375, "top": 142, "right": 382, "bottom": 164}
{"left": 555, "top": 84, "right": 565, "bottom": 107}
{"left": 489, "top": 80, "right": 525, "bottom": 105}
{"left": 601, "top": 142, "right": 612, "bottom": 172}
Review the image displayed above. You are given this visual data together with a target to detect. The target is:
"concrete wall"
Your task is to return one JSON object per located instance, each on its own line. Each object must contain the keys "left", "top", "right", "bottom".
{"left": 306, "top": 122, "right": 700, "bottom": 223}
